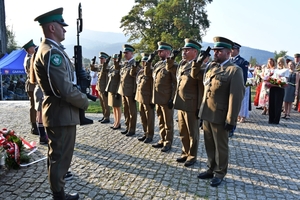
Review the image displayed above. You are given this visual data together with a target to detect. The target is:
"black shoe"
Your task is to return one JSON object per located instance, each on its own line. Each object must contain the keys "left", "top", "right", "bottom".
{"left": 176, "top": 157, "right": 187, "bottom": 163}
{"left": 121, "top": 130, "right": 128, "bottom": 134}
{"left": 101, "top": 119, "right": 110, "bottom": 124}
{"left": 126, "top": 132, "right": 135, "bottom": 136}
{"left": 65, "top": 193, "right": 79, "bottom": 200}
{"left": 197, "top": 171, "right": 214, "bottom": 179}
{"left": 144, "top": 138, "right": 153, "bottom": 143}
{"left": 138, "top": 135, "right": 146, "bottom": 141}
{"left": 39, "top": 136, "right": 48, "bottom": 145}
{"left": 98, "top": 117, "right": 104, "bottom": 122}
{"left": 210, "top": 177, "right": 223, "bottom": 187}
{"left": 256, "top": 106, "right": 263, "bottom": 110}
{"left": 64, "top": 171, "right": 73, "bottom": 181}
{"left": 161, "top": 145, "right": 171, "bottom": 152}
{"left": 152, "top": 143, "right": 163, "bottom": 148}
{"left": 112, "top": 124, "right": 121, "bottom": 130}
{"left": 31, "top": 128, "right": 39, "bottom": 135}
{"left": 184, "top": 160, "right": 196, "bottom": 167}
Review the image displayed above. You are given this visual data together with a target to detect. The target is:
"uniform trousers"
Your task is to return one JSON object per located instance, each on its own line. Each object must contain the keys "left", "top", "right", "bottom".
{"left": 46, "top": 126, "right": 76, "bottom": 192}
{"left": 139, "top": 103, "right": 155, "bottom": 139}
{"left": 122, "top": 96, "right": 137, "bottom": 132}
{"left": 178, "top": 110, "right": 199, "bottom": 162}
{"left": 156, "top": 104, "right": 174, "bottom": 147}
{"left": 203, "top": 120, "right": 229, "bottom": 179}
{"left": 98, "top": 91, "right": 110, "bottom": 119}
{"left": 27, "top": 91, "right": 36, "bottom": 123}
{"left": 268, "top": 86, "right": 284, "bottom": 124}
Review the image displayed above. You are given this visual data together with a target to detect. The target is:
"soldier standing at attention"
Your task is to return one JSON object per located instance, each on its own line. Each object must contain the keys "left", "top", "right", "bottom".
{"left": 197, "top": 37, "right": 245, "bottom": 187}
{"left": 33, "top": 7, "right": 89, "bottom": 199}
{"left": 133, "top": 53, "right": 155, "bottom": 143}
{"left": 293, "top": 53, "right": 300, "bottom": 110}
{"left": 22, "top": 39, "right": 39, "bottom": 135}
{"left": 118, "top": 44, "right": 138, "bottom": 136}
{"left": 93, "top": 52, "right": 111, "bottom": 123}
{"left": 151, "top": 42, "right": 178, "bottom": 152}
{"left": 173, "top": 38, "right": 203, "bottom": 167}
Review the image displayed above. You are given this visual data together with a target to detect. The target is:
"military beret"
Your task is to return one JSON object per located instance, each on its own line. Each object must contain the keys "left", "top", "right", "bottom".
{"left": 182, "top": 38, "right": 202, "bottom": 52}
{"left": 112, "top": 54, "right": 118, "bottom": 59}
{"left": 157, "top": 41, "right": 172, "bottom": 51}
{"left": 294, "top": 53, "right": 300, "bottom": 58}
{"left": 34, "top": 7, "right": 68, "bottom": 26}
{"left": 141, "top": 53, "right": 149, "bottom": 61}
{"left": 212, "top": 36, "right": 233, "bottom": 50}
{"left": 22, "top": 39, "right": 36, "bottom": 50}
{"left": 99, "top": 52, "right": 109, "bottom": 59}
{"left": 232, "top": 42, "right": 241, "bottom": 49}
{"left": 200, "top": 50, "right": 211, "bottom": 57}
{"left": 123, "top": 44, "right": 135, "bottom": 52}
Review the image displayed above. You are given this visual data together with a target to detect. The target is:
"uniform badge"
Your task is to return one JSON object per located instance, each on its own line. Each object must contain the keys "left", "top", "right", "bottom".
{"left": 50, "top": 54, "right": 62, "bottom": 66}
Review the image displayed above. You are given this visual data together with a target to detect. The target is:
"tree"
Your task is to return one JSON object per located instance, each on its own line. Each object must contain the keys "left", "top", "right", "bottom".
{"left": 120, "top": 0, "right": 213, "bottom": 54}
{"left": 6, "top": 25, "right": 18, "bottom": 53}
{"left": 249, "top": 56, "right": 257, "bottom": 67}
{"left": 274, "top": 50, "right": 287, "bottom": 62}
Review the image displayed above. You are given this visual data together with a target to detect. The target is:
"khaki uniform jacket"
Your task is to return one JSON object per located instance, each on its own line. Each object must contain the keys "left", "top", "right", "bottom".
{"left": 24, "top": 54, "right": 36, "bottom": 92}
{"left": 199, "top": 61, "right": 245, "bottom": 125}
{"left": 118, "top": 59, "right": 137, "bottom": 96}
{"left": 133, "top": 62, "right": 153, "bottom": 104}
{"left": 34, "top": 39, "right": 89, "bottom": 127}
{"left": 173, "top": 60, "right": 204, "bottom": 112}
{"left": 105, "top": 64, "right": 120, "bottom": 94}
{"left": 152, "top": 60, "right": 177, "bottom": 105}
{"left": 96, "top": 64, "right": 109, "bottom": 93}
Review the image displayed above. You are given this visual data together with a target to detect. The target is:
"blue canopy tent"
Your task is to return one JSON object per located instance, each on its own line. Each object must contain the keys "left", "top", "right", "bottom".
{"left": 0, "top": 49, "right": 27, "bottom": 100}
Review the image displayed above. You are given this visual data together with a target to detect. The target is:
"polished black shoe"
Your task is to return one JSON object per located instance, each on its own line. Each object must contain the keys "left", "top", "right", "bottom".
{"left": 126, "top": 132, "right": 135, "bottom": 136}
{"left": 143, "top": 137, "right": 153, "bottom": 143}
{"left": 184, "top": 160, "right": 196, "bottom": 167}
{"left": 101, "top": 119, "right": 110, "bottom": 124}
{"left": 138, "top": 135, "right": 146, "bottom": 141}
{"left": 152, "top": 143, "right": 163, "bottom": 148}
{"left": 176, "top": 157, "right": 187, "bottom": 163}
{"left": 210, "top": 177, "right": 223, "bottom": 187}
{"left": 121, "top": 130, "right": 128, "bottom": 134}
{"left": 39, "top": 136, "right": 48, "bottom": 145}
{"left": 112, "top": 124, "right": 121, "bottom": 130}
{"left": 98, "top": 117, "right": 104, "bottom": 122}
{"left": 161, "top": 145, "right": 171, "bottom": 152}
{"left": 65, "top": 192, "right": 79, "bottom": 200}
{"left": 197, "top": 171, "right": 214, "bottom": 179}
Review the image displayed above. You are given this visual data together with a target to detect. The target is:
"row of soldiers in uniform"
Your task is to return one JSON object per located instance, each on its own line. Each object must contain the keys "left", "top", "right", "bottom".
{"left": 92, "top": 37, "right": 246, "bottom": 187}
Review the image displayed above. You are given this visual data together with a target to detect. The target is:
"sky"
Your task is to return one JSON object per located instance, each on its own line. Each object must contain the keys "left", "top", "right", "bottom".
{"left": 4, "top": 0, "right": 300, "bottom": 56}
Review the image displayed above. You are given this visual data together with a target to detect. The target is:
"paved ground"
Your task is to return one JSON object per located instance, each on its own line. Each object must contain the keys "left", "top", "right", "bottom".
{"left": 0, "top": 100, "right": 299, "bottom": 200}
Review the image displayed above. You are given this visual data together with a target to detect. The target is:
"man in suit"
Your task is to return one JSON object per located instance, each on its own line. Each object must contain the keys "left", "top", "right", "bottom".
{"left": 151, "top": 42, "right": 178, "bottom": 152}
{"left": 293, "top": 53, "right": 300, "bottom": 110}
{"left": 22, "top": 39, "right": 39, "bottom": 135}
{"left": 197, "top": 37, "right": 245, "bottom": 187}
{"left": 94, "top": 52, "right": 110, "bottom": 123}
{"left": 133, "top": 53, "right": 155, "bottom": 143}
{"left": 172, "top": 38, "right": 203, "bottom": 167}
{"left": 34, "top": 7, "right": 89, "bottom": 199}
{"left": 118, "top": 44, "right": 138, "bottom": 136}
{"left": 229, "top": 42, "right": 249, "bottom": 137}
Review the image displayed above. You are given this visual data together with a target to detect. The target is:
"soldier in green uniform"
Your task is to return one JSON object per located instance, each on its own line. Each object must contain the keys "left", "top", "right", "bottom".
{"left": 92, "top": 52, "right": 111, "bottom": 123}
{"left": 22, "top": 39, "right": 39, "bottom": 135}
{"left": 197, "top": 37, "right": 245, "bottom": 187}
{"left": 173, "top": 38, "right": 203, "bottom": 167}
{"left": 133, "top": 53, "right": 155, "bottom": 143}
{"left": 151, "top": 42, "right": 178, "bottom": 152}
{"left": 118, "top": 44, "right": 138, "bottom": 136}
{"left": 34, "top": 8, "right": 89, "bottom": 200}
{"left": 293, "top": 53, "right": 300, "bottom": 110}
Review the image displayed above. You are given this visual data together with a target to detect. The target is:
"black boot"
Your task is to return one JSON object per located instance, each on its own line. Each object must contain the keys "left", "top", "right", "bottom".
{"left": 31, "top": 123, "right": 39, "bottom": 135}
{"left": 53, "top": 190, "right": 66, "bottom": 200}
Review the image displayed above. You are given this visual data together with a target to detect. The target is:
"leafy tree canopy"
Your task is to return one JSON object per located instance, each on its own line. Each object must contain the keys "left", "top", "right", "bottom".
{"left": 6, "top": 25, "right": 18, "bottom": 53}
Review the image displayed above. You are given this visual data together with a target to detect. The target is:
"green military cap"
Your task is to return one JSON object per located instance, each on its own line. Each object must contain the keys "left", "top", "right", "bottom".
{"left": 294, "top": 53, "right": 300, "bottom": 58}
{"left": 141, "top": 53, "right": 149, "bottom": 61}
{"left": 182, "top": 38, "right": 202, "bottom": 52}
{"left": 157, "top": 41, "right": 172, "bottom": 51}
{"left": 34, "top": 7, "right": 68, "bottom": 26}
{"left": 212, "top": 36, "right": 233, "bottom": 50}
{"left": 22, "top": 39, "right": 36, "bottom": 50}
{"left": 99, "top": 52, "right": 109, "bottom": 59}
{"left": 232, "top": 42, "right": 241, "bottom": 49}
{"left": 123, "top": 44, "right": 135, "bottom": 52}
{"left": 112, "top": 54, "right": 118, "bottom": 59}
